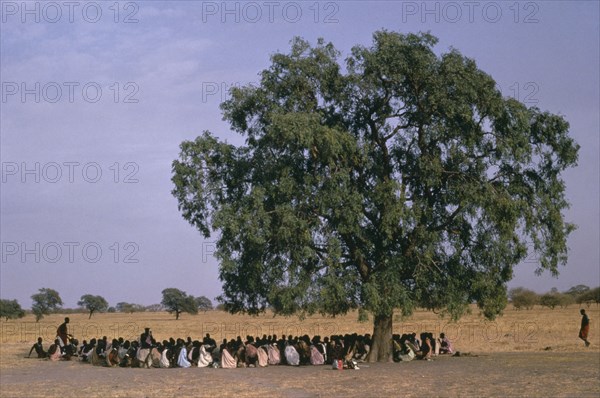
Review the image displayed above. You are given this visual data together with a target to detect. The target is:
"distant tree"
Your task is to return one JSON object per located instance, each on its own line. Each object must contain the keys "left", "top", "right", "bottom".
{"left": 558, "top": 293, "right": 575, "bottom": 308}
{"left": 539, "top": 292, "right": 562, "bottom": 309}
{"left": 161, "top": 288, "right": 198, "bottom": 320}
{"left": 215, "top": 303, "right": 227, "bottom": 311}
{"left": 77, "top": 295, "right": 109, "bottom": 319}
{"left": 116, "top": 302, "right": 146, "bottom": 313}
{"left": 577, "top": 287, "right": 600, "bottom": 307}
{"left": 509, "top": 287, "right": 539, "bottom": 310}
{"left": 195, "top": 296, "right": 213, "bottom": 312}
{"left": 591, "top": 287, "right": 600, "bottom": 306}
{"left": 0, "top": 299, "right": 25, "bottom": 321}
{"left": 564, "top": 284, "right": 590, "bottom": 297}
{"left": 107, "top": 306, "right": 116, "bottom": 313}
{"left": 31, "top": 288, "right": 63, "bottom": 322}
{"left": 145, "top": 303, "right": 166, "bottom": 312}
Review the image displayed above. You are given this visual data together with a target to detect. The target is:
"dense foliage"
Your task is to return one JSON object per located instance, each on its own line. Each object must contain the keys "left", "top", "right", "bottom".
{"left": 172, "top": 31, "right": 579, "bottom": 361}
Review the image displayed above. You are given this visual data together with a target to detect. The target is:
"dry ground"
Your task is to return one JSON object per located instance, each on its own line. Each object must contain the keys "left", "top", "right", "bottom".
{"left": 1, "top": 305, "right": 599, "bottom": 397}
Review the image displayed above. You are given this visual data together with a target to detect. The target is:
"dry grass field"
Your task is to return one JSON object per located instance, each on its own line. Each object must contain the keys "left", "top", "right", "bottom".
{"left": 1, "top": 305, "right": 599, "bottom": 397}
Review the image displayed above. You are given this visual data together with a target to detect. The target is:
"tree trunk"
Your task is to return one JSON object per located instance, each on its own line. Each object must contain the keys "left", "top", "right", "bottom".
{"left": 176, "top": 310, "right": 180, "bottom": 320}
{"left": 88, "top": 311, "right": 93, "bottom": 319}
{"left": 366, "top": 312, "right": 394, "bottom": 362}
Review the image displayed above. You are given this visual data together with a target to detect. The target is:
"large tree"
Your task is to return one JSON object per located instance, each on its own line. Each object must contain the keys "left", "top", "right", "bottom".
{"left": 0, "top": 299, "right": 25, "bottom": 321}
{"left": 172, "top": 31, "right": 579, "bottom": 361}
{"left": 161, "top": 288, "right": 198, "bottom": 320}
{"left": 78, "top": 294, "right": 109, "bottom": 319}
{"left": 31, "top": 288, "right": 63, "bottom": 322}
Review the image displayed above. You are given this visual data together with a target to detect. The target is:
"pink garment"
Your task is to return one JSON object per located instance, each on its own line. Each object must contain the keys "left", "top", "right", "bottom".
{"left": 221, "top": 348, "right": 237, "bottom": 368}
{"left": 48, "top": 345, "right": 62, "bottom": 361}
{"left": 257, "top": 347, "right": 269, "bottom": 367}
{"left": 310, "top": 345, "right": 325, "bottom": 365}
{"left": 267, "top": 344, "right": 280, "bottom": 365}
{"left": 245, "top": 344, "right": 258, "bottom": 360}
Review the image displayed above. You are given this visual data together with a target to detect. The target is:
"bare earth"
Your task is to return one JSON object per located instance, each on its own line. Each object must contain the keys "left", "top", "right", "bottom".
{"left": 1, "top": 307, "right": 599, "bottom": 397}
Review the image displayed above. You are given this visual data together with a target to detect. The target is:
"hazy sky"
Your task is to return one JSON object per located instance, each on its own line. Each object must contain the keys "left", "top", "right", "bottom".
{"left": 1, "top": 1, "right": 598, "bottom": 308}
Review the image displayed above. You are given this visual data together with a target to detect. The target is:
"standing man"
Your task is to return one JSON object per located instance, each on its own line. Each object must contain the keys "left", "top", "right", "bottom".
{"left": 579, "top": 309, "right": 590, "bottom": 347}
{"left": 57, "top": 317, "right": 71, "bottom": 347}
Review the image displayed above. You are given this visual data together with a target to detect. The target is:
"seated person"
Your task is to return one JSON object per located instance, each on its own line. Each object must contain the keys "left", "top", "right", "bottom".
{"left": 438, "top": 333, "right": 454, "bottom": 354}
{"left": 80, "top": 339, "right": 96, "bottom": 362}
{"left": 62, "top": 338, "right": 78, "bottom": 360}
{"left": 418, "top": 335, "right": 432, "bottom": 360}
{"left": 28, "top": 337, "right": 47, "bottom": 358}
{"left": 47, "top": 339, "right": 62, "bottom": 361}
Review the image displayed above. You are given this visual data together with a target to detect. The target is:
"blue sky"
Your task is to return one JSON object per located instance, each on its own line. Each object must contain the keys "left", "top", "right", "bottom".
{"left": 1, "top": 1, "right": 599, "bottom": 308}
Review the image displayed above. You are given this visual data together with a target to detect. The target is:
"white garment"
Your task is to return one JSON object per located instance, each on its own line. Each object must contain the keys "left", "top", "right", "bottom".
{"left": 284, "top": 345, "right": 300, "bottom": 366}
{"left": 159, "top": 349, "right": 170, "bottom": 368}
{"left": 197, "top": 345, "right": 212, "bottom": 368}
{"left": 177, "top": 347, "right": 191, "bottom": 368}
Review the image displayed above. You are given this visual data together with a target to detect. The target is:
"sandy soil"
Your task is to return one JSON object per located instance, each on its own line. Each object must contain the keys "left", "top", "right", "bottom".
{"left": 0, "top": 352, "right": 598, "bottom": 398}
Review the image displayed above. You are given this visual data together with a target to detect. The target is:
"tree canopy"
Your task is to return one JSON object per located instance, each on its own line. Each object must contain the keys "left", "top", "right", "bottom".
{"left": 78, "top": 294, "right": 109, "bottom": 319}
{"left": 195, "top": 296, "right": 214, "bottom": 312}
{"left": 31, "top": 288, "right": 63, "bottom": 322}
{"left": 116, "top": 302, "right": 146, "bottom": 313}
{"left": 161, "top": 288, "right": 198, "bottom": 320}
{"left": 0, "top": 299, "right": 25, "bottom": 321}
{"left": 172, "top": 31, "right": 579, "bottom": 361}
{"left": 508, "top": 287, "right": 539, "bottom": 310}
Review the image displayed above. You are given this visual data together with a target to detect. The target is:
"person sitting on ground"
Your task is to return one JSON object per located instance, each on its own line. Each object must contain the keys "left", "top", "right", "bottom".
{"left": 329, "top": 338, "right": 345, "bottom": 369}
{"left": 28, "top": 337, "right": 47, "bottom": 358}
{"left": 80, "top": 338, "right": 96, "bottom": 362}
{"left": 47, "top": 339, "right": 62, "bottom": 361}
{"left": 267, "top": 341, "right": 281, "bottom": 365}
{"left": 284, "top": 340, "right": 300, "bottom": 366}
{"left": 354, "top": 335, "right": 369, "bottom": 362}
{"left": 309, "top": 339, "right": 325, "bottom": 365}
{"left": 244, "top": 338, "right": 258, "bottom": 367}
{"left": 418, "top": 334, "right": 433, "bottom": 360}
{"left": 220, "top": 341, "right": 237, "bottom": 368}
{"left": 62, "top": 338, "right": 78, "bottom": 361}
{"left": 177, "top": 339, "right": 191, "bottom": 368}
{"left": 438, "top": 333, "right": 454, "bottom": 354}
{"left": 78, "top": 340, "right": 87, "bottom": 357}
{"left": 105, "top": 339, "right": 120, "bottom": 366}
{"left": 257, "top": 344, "right": 269, "bottom": 367}
{"left": 159, "top": 343, "right": 171, "bottom": 368}
{"left": 297, "top": 336, "right": 311, "bottom": 365}
{"left": 203, "top": 333, "right": 216, "bottom": 348}
{"left": 395, "top": 335, "right": 416, "bottom": 362}
{"left": 90, "top": 337, "right": 106, "bottom": 366}
{"left": 188, "top": 340, "right": 201, "bottom": 366}
{"left": 197, "top": 343, "right": 213, "bottom": 367}
{"left": 140, "top": 328, "right": 153, "bottom": 349}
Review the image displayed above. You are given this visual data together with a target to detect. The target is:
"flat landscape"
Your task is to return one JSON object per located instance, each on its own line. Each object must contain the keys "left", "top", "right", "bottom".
{"left": 1, "top": 305, "right": 599, "bottom": 397}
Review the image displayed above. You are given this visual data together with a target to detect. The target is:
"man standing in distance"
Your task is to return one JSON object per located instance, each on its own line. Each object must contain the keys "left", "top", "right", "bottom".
{"left": 579, "top": 309, "right": 590, "bottom": 347}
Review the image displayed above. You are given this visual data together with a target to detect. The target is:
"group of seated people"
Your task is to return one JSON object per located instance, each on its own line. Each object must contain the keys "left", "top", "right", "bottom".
{"left": 392, "top": 332, "right": 454, "bottom": 362}
{"left": 28, "top": 323, "right": 454, "bottom": 369}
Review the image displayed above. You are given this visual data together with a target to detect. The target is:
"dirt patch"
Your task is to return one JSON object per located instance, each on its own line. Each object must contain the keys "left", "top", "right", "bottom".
{"left": 1, "top": 352, "right": 598, "bottom": 398}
